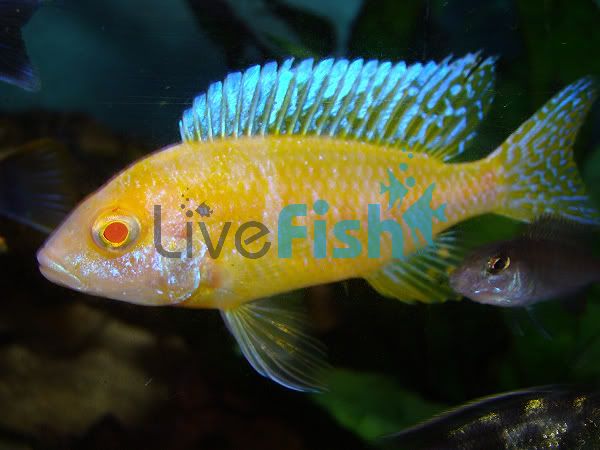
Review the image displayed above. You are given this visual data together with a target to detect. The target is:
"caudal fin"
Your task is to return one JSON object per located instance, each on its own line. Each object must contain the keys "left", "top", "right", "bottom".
{"left": 0, "top": 0, "right": 42, "bottom": 91}
{"left": 0, "top": 139, "right": 75, "bottom": 233}
{"left": 490, "top": 77, "right": 599, "bottom": 224}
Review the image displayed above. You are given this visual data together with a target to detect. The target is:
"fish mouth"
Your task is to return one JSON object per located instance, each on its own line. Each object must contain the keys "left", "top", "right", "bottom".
{"left": 37, "top": 248, "right": 84, "bottom": 291}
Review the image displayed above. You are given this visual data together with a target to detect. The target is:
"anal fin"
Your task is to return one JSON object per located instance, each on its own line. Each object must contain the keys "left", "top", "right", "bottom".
{"left": 221, "top": 295, "right": 330, "bottom": 392}
{"left": 364, "top": 231, "right": 464, "bottom": 304}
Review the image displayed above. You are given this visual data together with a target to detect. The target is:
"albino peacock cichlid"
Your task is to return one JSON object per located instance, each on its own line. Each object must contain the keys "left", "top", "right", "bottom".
{"left": 37, "top": 54, "right": 599, "bottom": 391}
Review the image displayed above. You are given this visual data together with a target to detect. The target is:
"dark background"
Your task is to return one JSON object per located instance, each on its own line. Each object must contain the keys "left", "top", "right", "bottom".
{"left": 0, "top": 0, "right": 599, "bottom": 448}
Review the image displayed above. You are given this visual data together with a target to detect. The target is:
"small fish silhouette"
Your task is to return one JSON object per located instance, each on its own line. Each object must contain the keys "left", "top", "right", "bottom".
{"left": 380, "top": 168, "right": 409, "bottom": 210}
{"left": 403, "top": 183, "right": 447, "bottom": 247}
{"left": 195, "top": 202, "right": 213, "bottom": 217}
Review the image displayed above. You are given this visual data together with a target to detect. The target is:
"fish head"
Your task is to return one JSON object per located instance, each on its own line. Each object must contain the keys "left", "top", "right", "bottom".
{"left": 36, "top": 164, "right": 210, "bottom": 306}
{"left": 449, "top": 242, "right": 532, "bottom": 307}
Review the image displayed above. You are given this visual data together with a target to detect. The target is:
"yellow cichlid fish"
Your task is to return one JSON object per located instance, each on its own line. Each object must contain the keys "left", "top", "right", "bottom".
{"left": 37, "top": 54, "right": 599, "bottom": 391}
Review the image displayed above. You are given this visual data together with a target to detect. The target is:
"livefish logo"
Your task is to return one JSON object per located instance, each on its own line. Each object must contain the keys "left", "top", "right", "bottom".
{"left": 153, "top": 157, "right": 447, "bottom": 260}
{"left": 379, "top": 155, "right": 447, "bottom": 248}
{"left": 179, "top": 190, "right": 213, "bottom": 218}
{"left": 155, "top": 192, "right": 271, "bottom": 260}
{"left": 277, "top": 153, "right": 447, "bottom": 259}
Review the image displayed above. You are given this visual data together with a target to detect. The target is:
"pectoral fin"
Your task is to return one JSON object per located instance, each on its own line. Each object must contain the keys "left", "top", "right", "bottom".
{"left": 503, "top": 308, "right": 553, "bottom": 340}
{"left": 221, "top": 296, "right": 330, "bottom": 392}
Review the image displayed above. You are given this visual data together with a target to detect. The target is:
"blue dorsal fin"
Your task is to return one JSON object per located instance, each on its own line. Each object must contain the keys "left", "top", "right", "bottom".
{"left": 180, "top": 54, "right": 497, "bottom": 161}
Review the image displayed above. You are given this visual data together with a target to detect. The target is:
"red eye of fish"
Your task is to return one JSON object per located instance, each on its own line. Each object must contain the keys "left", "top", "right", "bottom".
{"left": 93, "top": 211, "right": 140, "bottom": 251}
{"left": 102, "top": 221, "right": 129, "bottom": 245}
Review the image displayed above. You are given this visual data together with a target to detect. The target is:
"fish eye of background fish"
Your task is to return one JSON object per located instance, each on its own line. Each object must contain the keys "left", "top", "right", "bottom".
{"left": 487, "top": 254, "right": 510, "bottom": 274}
{"left": 450, "top": 215, "right": 600, "bottom": 308}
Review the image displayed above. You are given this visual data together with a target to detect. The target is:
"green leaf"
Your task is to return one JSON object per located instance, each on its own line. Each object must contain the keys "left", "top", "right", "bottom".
{"left": 312, "top": 369, "right": 444, "bottom": 442}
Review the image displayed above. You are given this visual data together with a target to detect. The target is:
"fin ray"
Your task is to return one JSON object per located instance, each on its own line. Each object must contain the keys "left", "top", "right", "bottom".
{"left": 523, "top": 213, "right": 597, "bottom": 245}
{"left": 364, "top": 231, "right": 465, "bottom": 303}
{"left": 491, "top": 77, "right": 599, "bottom": 224}
{"left": 180, "top": 54, "right": 496, "bottom": 161}
{"left": 221, "top": 296, "right": 330, "bottom": 392}
{"left": 0, "top": 139, "right": 75, "bottom": 233}
{"left": 0, "top": 0, "right": 41, "bottom": 91}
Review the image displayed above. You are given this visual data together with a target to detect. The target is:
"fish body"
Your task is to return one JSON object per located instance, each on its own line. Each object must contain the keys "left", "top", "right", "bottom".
{"left": 37, "top": 55, "right": 600, "bottom": 390}
{"left": 85, "top": 135, "right": 496, "bottom": 310}
{"left": 0, "top": 0, "right": 42, "bottom": 91}
{"left": 385, "top": 387, "right": 600, "bottom": 450}
{"left": 450, "top": 217, "right": 600, "bottom": 307}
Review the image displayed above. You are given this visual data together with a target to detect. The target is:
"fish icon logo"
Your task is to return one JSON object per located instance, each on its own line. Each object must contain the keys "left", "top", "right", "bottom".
{"left": 179, "top": 192, "right": 214, "bottom": 218}
{"left": 196, "top": 202, "right": 213, "bottom": 217}
{"left": 379, "top": 160, "right": 447, "bottom": 250}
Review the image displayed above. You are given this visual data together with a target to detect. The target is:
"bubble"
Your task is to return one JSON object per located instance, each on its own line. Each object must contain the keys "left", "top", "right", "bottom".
{"left": 399, "top": 163, "right": 408, "bottom": 171}
{"left": 180, "top": 204, "right": 185, "bottom": 209}
{"left": 185, "top": 210, "right": 193, "bottom": 218}
{"left": 406, "top": 177, "right": 415, "bottom": 187}
{"left": 408, "top": 153, "right": 413, "bottom": 159}
{"left": 313, "top": 199, "right": 329, "bottom": 215}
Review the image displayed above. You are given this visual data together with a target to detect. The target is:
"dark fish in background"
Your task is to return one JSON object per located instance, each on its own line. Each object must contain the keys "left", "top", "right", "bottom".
{"left": 0, "top": 139, "right": 75, "bottom": 237}
{"left": 383, "top": 387, "right": 600, "bottom": 450}
{"left": 0, "top": 0, "right": 42, "bottom": 91}
{"left": 449, "top": 216, "right": 600, "bottom": 307}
